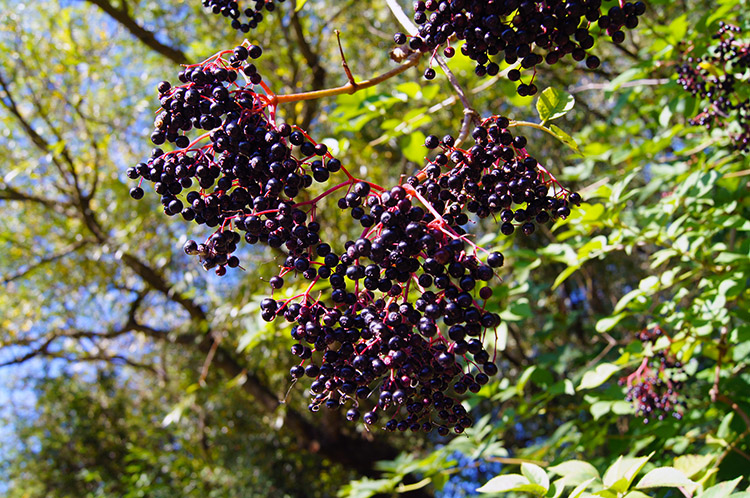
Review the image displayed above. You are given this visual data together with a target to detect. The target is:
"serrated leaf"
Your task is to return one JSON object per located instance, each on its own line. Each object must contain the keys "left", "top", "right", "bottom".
{"left": 595, "top": 313, "right": 626, "bottom": 333}
{"left": 602, "top": 455, "right": 652, "bottom": 492}
{"left": 578, "top": 363, "right": 621, "bottom": 390}
{"left": 549, "top": 124, "right": 583, "bottom": 156}
{"left": 537, "top": 87, "right": 575, "bottom": 123}
{"left": 673, "top": 454, "right": 714, "bottom": 479}
{"left": 698, "top": 478, "right": 742, "bottom": 498}
{"left": 477, "top": 474, "right": 530, "bottom": 493}
{"left": 570, "top": 478, "right": 597, "bottom": 498}
{"left": 636, "top": 467, "right": 694, "bottom": 489}
{"left": 549, "top": 461, "right": 600, "bottom": 486}
{"left": 522, "top": 463, "right": 550, "bottom": 492}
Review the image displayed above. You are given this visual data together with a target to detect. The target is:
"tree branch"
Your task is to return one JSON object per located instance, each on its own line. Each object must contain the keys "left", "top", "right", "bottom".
{"left": 273, "top": 51, "right": 423, "bottom": 104}
{"left": 0, "top": 184, "right": 65, "bottom": 210}
{"left": 85, "top": 0, "right": 189, "bottom": 65}
{"left": 1, "top": 239, "right": 90, "bottom": 284}
{"left": 384, "top": 0, "right": 479, "bottom": 146}
{"left": 289, "top": 7, "right": 327, "bottom": 129}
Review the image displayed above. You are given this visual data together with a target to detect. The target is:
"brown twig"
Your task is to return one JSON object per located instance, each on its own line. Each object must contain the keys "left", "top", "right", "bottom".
{"left": 710, "top": 326, "right": 729, "bottom": 402}
{"left": 199, "top": 333, "right": 223, "bottom": 387}
{"left": 716, "top": 394, "right": 750, "bottom": 429}
{"left": 273, "top": 51, "right": 423, "bottom": 104}
{"left": 335, "top": 30, "right": 356, "bottom": 87}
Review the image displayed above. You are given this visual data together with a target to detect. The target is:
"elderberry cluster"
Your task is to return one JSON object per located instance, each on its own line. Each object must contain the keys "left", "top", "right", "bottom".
{"left": 394, "top": 0, "right": 646, "bottom": 94}
{"left": 127, "top": 44, "right": 340, "bottom": 275}
{"left": 265, "top": 181, "right": 505, "bottom": 433}
{"left": 418, "top": 117, "right": 581, "bottom": 236}
{"left": 262, "top": 121, "right": 579, "bottom": 433}
{"left": 128, "top": 42, "right": 582, "bottom": 433}
{"left": 677, "top": 23, "right": 750, "bottom": 151}
{"left": 202, "top": 0, "right": 285, "bottom": 33}
{"left": 619, "top": 326, "right": 686, "bottom": 424}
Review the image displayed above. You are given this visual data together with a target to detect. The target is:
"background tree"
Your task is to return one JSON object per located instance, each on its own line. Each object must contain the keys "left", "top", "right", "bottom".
{"left": 1, "top": 0, "right": 748, "bottom": 497}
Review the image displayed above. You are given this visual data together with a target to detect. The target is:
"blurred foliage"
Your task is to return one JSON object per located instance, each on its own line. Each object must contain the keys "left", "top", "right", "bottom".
{"left": 0, "top": 0, "right": 749, "bottom": 497}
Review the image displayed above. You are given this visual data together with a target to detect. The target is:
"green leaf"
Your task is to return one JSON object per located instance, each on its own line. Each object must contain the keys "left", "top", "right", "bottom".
{"left": 537, "top": 87, "right": 575, "bottom": 123}
{"left": 477, "top": 474, "right": 530, "bottom": 493}
{"left": 337, "top": 476, "right": 401, "bottom": 498}
{"left": 578, "top": 363, "right": 621, "bottom": 390}
{"left": 590, "top": 401, "right": 613, "bottom": 420}
{"left": 295, "top": 0, "right": 308, "bottom": 12}
{"left": 623, "top": 492, "right": 653, "bottom": 498}
{"left": 516, "top": 366, "right": 538, "bottom": 394}
{"left": 399, "top": 131, "right": 427, "bottom": 163}
{"left": 548, "top": 460, "right": 599, "bottom": 486}
{"left": 570, "top": 478, "right": 596, "bottom": 498}
{"left": 549, "top": 124, "right": 583, "bottom": 156}
{"left": 553, "top": 265, "right": 581, "bottom": 290}
{"left": 635, "top": 467, "right": 695, "bottom": 489}
{"left": 614, "top": 289, "right": 645, "bottom": 313}
{"left": 698, "top": 478, "right": 743, "bottom": 498}
{"left": 673, "top": 454, "right": 714, "bottom": 478}
{"left": 602, "top": 455, "right": 652, "bottom": 493}
{"left": 522, "top": 463, "right": 550, "bottom": 492}
{"left": 595, "top": 313, "right": 626, "bottom": 333}
{"left": 395, "top": 82, "right": 423, "bottom": 99}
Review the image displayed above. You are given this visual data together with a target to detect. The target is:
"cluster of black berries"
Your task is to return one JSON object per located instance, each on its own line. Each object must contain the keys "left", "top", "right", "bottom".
{"left": 394, "top": 0, "right": 646, "bottom": 94}
{"left": 127, "top": 43, "right": 340, "bottom": 275}
{"left": 264, "top": 179, "right": 506, "bottom": 433}
{"left": 418, "top": 117, "right": 581, "bottom": 236}
{"left": 677, "top": 23, "right": 750, "bottom": 151}
{"left": 619, "top": 326, "right": 686, "bottom": 424}
{"left": 264, "top": 121, "right": 579, "bottom": 433}
{"left": 202, "top": 0, "right": 284, "bottom": 32}
{"left": 129, "top": 43, "right": 582, "bottom": 433}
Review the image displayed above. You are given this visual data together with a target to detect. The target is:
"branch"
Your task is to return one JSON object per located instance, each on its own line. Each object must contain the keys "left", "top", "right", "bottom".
{"left": 0, "top": 69, "right": 101, "bottom": 230}
{"left": 716, "top": 394, "right": 750, "bottom": 429}
{"left": 385, "top": 0, "right": 416, "bottom": 35}
{"left": 0, "top": 184, "right": 64, "bottom": 210}
{"left": 273, "top": 51, "right": 423, "bottom": 104}
{"left": 1, "top": 239, "right": 90, "bottom": 284}
{"left": 0, "top": 71, "right": 74, "bottom": 193}
{"left": 85, "top": 0, "right": 188, "bottom": 65}
{"left": 288, "top": 7, "right": 327, "bottom": 128}
{"left": 384, "top": 0, "right": 479, "bottom": 146}
{"left": 710, "top": 326, "right": 729, "bottom": 402}
{"left": 120, "top": 253, "right": 208, "bottom": 322}
{"left": 0, "top": 335, "right": 57, "bottom": 367}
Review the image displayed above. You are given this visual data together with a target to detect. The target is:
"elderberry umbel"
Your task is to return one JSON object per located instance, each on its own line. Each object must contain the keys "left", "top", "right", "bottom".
{"left": 202, "top": 0, "right": 285, "bottom": 32}
{"left": 618, "top": 326, "right": 686, "bottom": 423}
{"left": 129, "top": 42, "right": 581, "bottom": 433}
{"left": 414, "top": 117, "right": 581, "bottom": 237}
{"left": 266, "top": 120, "right": 579, "bottom": 433}
{"left": 394, "top": 0, "right": 646, "bottom": 95}
{"left": 677, "top": 23, "right": 750, "bottom": 151}
{"left": 127, "top": 43, "right": 344, "bottom": 275}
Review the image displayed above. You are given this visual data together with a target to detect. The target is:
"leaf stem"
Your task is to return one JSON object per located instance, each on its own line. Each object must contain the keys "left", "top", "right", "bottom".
{"left": 508, "top": 120, "right": 559, "bottom": 140}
